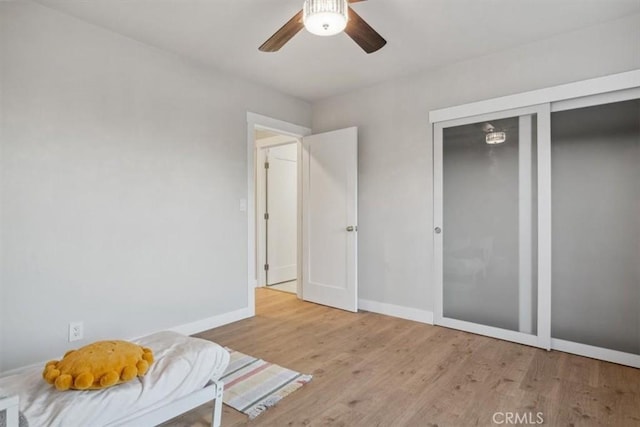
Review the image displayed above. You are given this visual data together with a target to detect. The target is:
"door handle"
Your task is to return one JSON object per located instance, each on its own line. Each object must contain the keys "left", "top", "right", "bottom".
{"left": 346, "top": 226, "right": 357, "bottom": 232}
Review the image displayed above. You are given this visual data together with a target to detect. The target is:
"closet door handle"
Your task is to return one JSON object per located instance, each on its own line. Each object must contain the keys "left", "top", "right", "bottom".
{"left": 435, "top": 227, "right": 442, "bottom": 234}
{"left": 346, "top": 226, "right": 357, "bottom": 232}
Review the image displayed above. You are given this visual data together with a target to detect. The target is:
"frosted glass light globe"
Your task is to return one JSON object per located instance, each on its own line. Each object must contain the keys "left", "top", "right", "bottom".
{"left": 303, "top": 0, "right": 349, "bottom": 36}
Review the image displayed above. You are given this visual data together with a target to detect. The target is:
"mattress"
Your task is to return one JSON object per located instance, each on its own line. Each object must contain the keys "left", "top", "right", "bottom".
{"left": 0, "top": 331, "right": 230, "bottom": 427}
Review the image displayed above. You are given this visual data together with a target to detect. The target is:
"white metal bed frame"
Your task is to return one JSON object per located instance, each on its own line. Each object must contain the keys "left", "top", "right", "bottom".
{"left": 1, "top": 379, "right": 224, "bottom": 427}
{"left": 0, "top": 395, "right": 19, "bottom": 427}
{"left": 112, "top": 379, "right": 224, "bottom": 427}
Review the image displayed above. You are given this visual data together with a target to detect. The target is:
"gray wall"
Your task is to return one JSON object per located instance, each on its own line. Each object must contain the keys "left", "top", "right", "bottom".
{"left": 312, "top": 13, "right": 640, "bottom": 313}
{"left": 0, "top": 1, "right": 310, "bottom": 371}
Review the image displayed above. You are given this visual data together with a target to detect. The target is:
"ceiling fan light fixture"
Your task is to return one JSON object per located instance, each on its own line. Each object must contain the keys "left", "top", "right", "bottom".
{"left": 303, "top": 0, "right": 349, "bottom": 36}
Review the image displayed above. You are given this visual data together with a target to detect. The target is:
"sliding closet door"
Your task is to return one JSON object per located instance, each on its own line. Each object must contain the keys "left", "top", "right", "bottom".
{"left": 432, "top": 77, "right": 639, "bottom": 366}
{"left": 550, "top": 97, "right": 640, "bottom": 367}
{"left": 434, "top": 105, "right": 550, "bottom": 348}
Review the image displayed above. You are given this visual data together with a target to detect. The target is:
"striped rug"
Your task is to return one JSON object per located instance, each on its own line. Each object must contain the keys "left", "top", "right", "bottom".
{"left": 221, "top": 348, "right": 313, "bottom": 419}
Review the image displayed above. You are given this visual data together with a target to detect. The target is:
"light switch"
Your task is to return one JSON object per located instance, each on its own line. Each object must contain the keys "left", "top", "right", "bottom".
{"left": 239, "top": 198, "right": 247, "bottom": 212}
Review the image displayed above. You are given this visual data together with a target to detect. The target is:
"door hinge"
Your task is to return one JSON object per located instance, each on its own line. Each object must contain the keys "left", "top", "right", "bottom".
{"left": 264, "top": 162, "right": 269, "bottom": 169}
{"left": 264, "top": 264, "right": 269, "bottom": 271}
{"left": 264, "top": 212, "right": 269, "bottom": 220}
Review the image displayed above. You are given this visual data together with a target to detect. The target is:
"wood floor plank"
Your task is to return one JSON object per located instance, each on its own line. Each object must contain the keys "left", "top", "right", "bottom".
{"left": 163, "top": 289, "right": 640, "bottom": 426}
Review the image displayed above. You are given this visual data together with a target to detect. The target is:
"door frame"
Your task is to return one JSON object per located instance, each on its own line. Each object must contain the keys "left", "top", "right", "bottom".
{"left": 246, "top": 112, "right": 311, "bottom": 314}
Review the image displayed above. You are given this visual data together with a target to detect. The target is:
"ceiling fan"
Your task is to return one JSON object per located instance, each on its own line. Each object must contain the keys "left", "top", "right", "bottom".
{"left": 259, "top": 0, "right": 387, "bottom": 54}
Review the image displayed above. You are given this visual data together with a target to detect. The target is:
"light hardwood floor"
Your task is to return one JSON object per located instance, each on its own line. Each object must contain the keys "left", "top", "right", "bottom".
{"left": 164, "top": 289, "right": 640, "bottom": 426}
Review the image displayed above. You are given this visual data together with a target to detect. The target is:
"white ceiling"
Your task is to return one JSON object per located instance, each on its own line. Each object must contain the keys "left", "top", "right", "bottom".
{"left": 36, "top": 0, "right": 640, "bottom": 101}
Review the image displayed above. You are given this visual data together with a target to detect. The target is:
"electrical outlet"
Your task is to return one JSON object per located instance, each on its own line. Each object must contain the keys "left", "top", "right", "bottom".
{"left": 68, "top": 321, "right": 83, "bottom": 342}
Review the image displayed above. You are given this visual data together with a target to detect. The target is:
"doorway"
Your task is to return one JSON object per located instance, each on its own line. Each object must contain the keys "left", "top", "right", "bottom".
{"left": 246, "top": 112, "right": 359, "bottom": 314}
{"left": 255, "top": 130, "right": 299, "bottom": 294}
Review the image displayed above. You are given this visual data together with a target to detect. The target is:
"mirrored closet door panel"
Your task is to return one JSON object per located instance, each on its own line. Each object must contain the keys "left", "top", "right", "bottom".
{"left": 550, "top": 98, "right": 640, "bottom": 359}
{"left": 434, "top": 105, "right": 547, "bottom": 348}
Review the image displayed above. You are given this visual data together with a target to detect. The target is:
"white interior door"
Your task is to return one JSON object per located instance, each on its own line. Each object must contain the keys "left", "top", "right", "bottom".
{"left": 302, "top": 127, "right": 358, "bottom": 312}
{"left": 265, "top": 144, "right": 298, "bottom": 285}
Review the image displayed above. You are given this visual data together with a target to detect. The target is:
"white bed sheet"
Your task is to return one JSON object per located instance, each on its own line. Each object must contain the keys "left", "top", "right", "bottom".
{"left": 0, "top": 331, "right": 229, "bottom": 427}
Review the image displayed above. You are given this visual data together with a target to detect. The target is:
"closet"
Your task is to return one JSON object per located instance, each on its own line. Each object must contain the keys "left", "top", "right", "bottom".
{"left": 431, "top": 71, "right": 640, "bottom": 367}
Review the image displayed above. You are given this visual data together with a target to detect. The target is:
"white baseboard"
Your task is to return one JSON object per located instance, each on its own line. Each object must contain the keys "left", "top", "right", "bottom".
{"left": 0, "top": 306, "right": 253, "bottom": 378}
{"left": 358, "top": 299, "right": 434, "bottom": 325}
{"left": 168, "top": 306, "right": 252, "bottom": 336}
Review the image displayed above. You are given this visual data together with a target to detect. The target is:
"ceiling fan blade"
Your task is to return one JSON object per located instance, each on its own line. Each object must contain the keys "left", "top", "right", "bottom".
{"left": 259, "top": 10, "right": 304, "bottom": 52}
{"left": 344, "top": 6, "right": 386, "bottom": 54}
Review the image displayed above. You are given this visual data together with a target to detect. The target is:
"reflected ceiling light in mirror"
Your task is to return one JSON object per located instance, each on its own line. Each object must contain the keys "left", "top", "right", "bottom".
{"left": 486, "top": 131, "right": 506, "bottom": 144}
{"left": 483, "top": 123, "right": 506, "bottom": 144}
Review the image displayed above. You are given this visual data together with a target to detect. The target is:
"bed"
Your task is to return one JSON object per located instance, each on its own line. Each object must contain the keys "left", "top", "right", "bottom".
{"left": 0, "top": 331, "right": 230, "bottom": 427}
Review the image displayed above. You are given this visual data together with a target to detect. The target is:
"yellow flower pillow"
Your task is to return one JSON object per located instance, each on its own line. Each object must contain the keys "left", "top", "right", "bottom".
{"left": 42, "top": 340, "right": 154, "bottom": 391}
